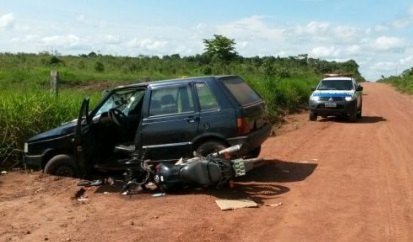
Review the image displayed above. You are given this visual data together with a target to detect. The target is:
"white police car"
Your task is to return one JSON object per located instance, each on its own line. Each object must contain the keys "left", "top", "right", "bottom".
{"left": 309, "top": 74, "right": 363, "bottom": 122}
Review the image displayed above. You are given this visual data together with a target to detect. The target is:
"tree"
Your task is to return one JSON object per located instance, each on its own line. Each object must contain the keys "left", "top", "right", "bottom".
{"left": 203, "top": 34, "right": 237, "bottom": 62}
{"left": 94, "top": 61, "right": 104, "bottom": 72}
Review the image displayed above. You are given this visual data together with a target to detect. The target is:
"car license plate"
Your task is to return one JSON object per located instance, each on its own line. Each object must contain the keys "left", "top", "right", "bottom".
{"left": 325, "top": 102, "right": 336, "bottom": 108}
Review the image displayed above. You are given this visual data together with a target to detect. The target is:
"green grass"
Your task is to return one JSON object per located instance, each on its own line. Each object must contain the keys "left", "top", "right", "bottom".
{"left": 0, "top": 88, "right": 99, "bottom": 162}
{"left": 380, "top": 76, "right": 413, "bottom": 94}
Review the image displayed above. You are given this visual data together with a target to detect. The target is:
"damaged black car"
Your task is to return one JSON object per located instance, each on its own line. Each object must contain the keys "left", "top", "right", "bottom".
{"left": 24, "top": 75, "right": 271, "bottom": 177}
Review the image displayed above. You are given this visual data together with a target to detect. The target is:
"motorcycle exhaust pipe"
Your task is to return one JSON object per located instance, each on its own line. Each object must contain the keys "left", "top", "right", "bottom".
{"left": 211, "top": 144, "right": 242, "bottom": 157}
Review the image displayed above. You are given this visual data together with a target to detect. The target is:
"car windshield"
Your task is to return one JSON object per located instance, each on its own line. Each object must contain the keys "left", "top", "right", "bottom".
{"left": 317, "top": 80, "right": 354, "bottom": 90}
{"left": 95, "top": 89, "right": 145, "bottom": 116}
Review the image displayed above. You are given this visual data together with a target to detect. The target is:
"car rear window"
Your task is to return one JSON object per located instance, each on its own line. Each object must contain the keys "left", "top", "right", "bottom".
{"left": 221, "top": 78, "right": 261, "bottom": 106}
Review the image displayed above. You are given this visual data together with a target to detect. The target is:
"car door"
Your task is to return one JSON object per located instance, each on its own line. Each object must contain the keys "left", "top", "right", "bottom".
{"left": 194, "top": 81, "right": 236, "bottom": 138}
{"left": 138, "top": 82, "right": 199, "bottom": 160}
{"left": 74, "top": 97, "right": 95, "bottom": 177}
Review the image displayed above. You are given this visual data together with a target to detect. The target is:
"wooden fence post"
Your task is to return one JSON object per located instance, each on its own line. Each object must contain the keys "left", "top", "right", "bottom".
{"left": 50, "top": 70, "right": 59, "bottom": 97}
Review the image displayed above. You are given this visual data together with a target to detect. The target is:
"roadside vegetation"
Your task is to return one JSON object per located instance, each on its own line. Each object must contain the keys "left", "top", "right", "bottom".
{"left": 378, "top": 67, "right": 413, "bottom": 94}
{"left": 0, "top": 35, "right": 364, "bottom": 163}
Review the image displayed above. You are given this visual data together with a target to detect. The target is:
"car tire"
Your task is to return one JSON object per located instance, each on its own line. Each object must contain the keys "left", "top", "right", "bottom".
{"left": 349, "top": 110, "right": 358, "bottom": 122}
{"left": 44, "top": 154, "right": 78, "bottom": 177}
{"left": 195, "top": 141, "right": 228, "bottom": 157}
{"left": 309, "top": 111, "right": 317, "bottom": 121}
{"left": 357, "top": 106, "right": 362, "bottom": 119}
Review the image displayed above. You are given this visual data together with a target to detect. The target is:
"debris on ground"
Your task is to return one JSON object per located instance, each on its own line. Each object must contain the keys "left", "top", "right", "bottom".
{"left": 152, "top": 192, "right": 166, "bottom": 197}
{"left": 266, "top": 202, "right": 283, "bottom": 207}
{"left": 215, "top": 199, "right": 258, "bottom": 210}
{"left": 77, "top": 179, "right": 103, "bottom": 187}
{"left": 73, "top": 188, "right": 86, "bottom": 200}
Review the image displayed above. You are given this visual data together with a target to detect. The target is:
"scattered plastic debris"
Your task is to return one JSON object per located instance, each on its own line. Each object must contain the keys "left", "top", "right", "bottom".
{"left": 1, "top": 170, "right": 7, "bottom": 175}
{"left": 266, "top": 202, "right": 283, "bottom": 207}
{"left": 152, "top": 192, "right": 166, "bottom": 197}
{"left": 215, "top": 199, "right": 258, "bottom": 210}
{"left": 77, "top": 197, "right": 88, "bottom": 202}
{"left": 77, "top": 179, "right": 103, "bottom": 187}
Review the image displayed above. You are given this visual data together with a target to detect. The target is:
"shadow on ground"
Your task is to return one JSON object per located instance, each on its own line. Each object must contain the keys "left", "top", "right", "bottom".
{"left": 319, "top": 115, "right": 386, "bottom": 124}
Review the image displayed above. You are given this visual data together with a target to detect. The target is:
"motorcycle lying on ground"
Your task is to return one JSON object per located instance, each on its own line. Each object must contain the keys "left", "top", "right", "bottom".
{"left": 120, "top": 144, "right": 260, "bottom": 195}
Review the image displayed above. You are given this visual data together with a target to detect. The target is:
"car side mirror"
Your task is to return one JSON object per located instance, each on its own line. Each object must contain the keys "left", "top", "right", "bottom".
{"left": 357, "top": 85, "right": 363, "bottom": 91}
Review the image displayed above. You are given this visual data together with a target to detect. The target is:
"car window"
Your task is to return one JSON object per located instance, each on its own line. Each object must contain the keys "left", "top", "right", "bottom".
{"left": 317, "top": 80, "right": 354, "bottom": 90}
{"left": 149, "top": 85, "right": 194, "bottom": 116}
{"left": 221, "top": 78, "right": 261, "bottom": 106}
{"left": 195, "top": 82, "right": 219, "bottom": 111}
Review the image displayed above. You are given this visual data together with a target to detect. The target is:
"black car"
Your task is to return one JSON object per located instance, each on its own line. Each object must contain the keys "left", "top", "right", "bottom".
{"left": 24, "top": 75, "right": 271, "bottom": 177}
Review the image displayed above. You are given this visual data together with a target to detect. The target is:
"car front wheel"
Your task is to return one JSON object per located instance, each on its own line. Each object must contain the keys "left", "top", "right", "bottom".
{"left": 44, "top": 154, "right": 78, "bottom": 177}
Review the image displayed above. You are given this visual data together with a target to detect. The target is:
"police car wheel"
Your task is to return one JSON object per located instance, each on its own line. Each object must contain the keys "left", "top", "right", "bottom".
{"left": 349, "top": 111, "right": 358, "bottom": 122}
{"left": 309, "top": 111, "right": 317, "bottom": 121}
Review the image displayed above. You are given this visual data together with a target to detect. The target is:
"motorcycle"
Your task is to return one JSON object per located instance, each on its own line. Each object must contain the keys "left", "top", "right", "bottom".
{"left": 120, "top": 144, "right": 260, "bottom": 195}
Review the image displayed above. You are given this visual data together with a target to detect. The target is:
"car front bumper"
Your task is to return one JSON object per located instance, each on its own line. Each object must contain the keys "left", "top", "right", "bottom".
{"left": 309, "top": 99, "right": 357, "bottom": 116}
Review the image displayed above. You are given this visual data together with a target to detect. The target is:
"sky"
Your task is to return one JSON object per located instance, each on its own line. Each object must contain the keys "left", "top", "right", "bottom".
{"left": 1, "top": 0, "right": 413, "bottom": 80}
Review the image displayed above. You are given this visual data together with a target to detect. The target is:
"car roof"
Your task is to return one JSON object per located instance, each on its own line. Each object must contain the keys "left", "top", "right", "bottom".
{"left": 322, "top": 77, "right": 355, "bottom": 81}
{"left": 112, "top": 75, "right": 237, "bottom": 90}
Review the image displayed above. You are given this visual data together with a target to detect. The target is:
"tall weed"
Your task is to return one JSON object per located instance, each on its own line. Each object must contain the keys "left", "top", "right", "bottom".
{"left": 0, "top": 89, "right": 97, "bottom": 162}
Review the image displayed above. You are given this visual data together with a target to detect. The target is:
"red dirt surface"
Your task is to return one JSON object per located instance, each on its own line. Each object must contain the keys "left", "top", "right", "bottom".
{"left": 1, "top": 82, "right": 413, "bottom": 242}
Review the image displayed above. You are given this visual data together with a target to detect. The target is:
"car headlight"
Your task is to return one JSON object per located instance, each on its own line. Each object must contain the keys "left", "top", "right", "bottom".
{"left": 345, "top": 96, "right": 354, "bottom": 101}
{"left": 310, "top": 95, "right": 320, "bottom": 101}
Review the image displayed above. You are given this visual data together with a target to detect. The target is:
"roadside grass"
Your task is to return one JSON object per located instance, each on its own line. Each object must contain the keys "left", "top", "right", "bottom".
{"left": 382, "top": 77, "right": 413, "bottom": 94}
{"left": 0, "top": 88, "right": 99, "bottom": 163}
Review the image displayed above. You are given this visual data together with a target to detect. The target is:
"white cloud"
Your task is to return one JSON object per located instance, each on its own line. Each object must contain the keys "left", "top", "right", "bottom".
{"left": 372, "top": 36, "right": 405, "bottom": 50}
{"left": 371, "top": 61, "right": 398, "bottom": 71}
{"left": 310, "top": 46, "right": 340, "bottom": 57}
{"left": 400, "top": 55, "right": 413, "bottom": 65}
{"left": 102, "top": 35, "right": 121, "bottom": 44}
{"left": 0, "top": 13, "right": 16, "bottom": 30}
{"left": 127, "top": 38, "right": 168, "bottom": 50}
{"left": 42, "top": 34, "right": 80, "bottom": 47}
{"left": 76, "top": 15, "right": 86, "bottom": 22}
{"left": 301, "top": 21, "right": 330, "bottom": 35}
{"left": 333, "top": 26, "right": 357, "bottom": 39}
{"left": 346, "top": 45, "right": 361, "bottom": 54}
{"left": 217, "top": 16, "right": 284, "bottom": 41}
{"left": 11, "top": 34, "right": 36, "bottom": 43}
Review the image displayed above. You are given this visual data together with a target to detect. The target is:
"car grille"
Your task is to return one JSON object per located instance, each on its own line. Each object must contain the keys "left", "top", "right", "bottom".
{"left": 319, "top": 96, "right": 345, "bottom": 101}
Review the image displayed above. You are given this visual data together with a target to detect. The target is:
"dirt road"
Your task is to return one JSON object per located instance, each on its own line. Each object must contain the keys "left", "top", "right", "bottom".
{"left": 1, "top": 82, "right": 413, "bottom": 242}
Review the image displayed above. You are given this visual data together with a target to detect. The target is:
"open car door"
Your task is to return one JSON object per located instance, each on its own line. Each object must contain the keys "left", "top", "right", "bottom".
{"left": 74, "top": 97, "right": 93, "bottom": 178}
